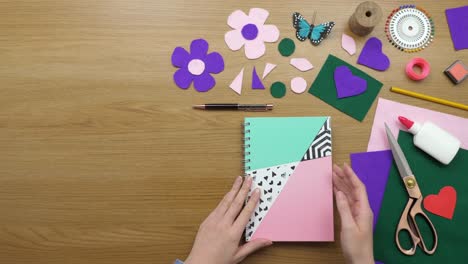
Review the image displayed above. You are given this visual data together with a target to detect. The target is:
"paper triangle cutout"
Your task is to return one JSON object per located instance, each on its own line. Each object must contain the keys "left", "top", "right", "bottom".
{"left": 245, "top": 117, "right": 327, "bottom": 171}
{"left": 229, "top": 67, "right": 244, "bottom": 95}
{"left": 252, "top": 67, "right": 265, "bottom": 89}
{"left": 251, "top": 157, "right": 334, "bottom": 241}
{"left": 245, "top": 162, "right": 299, "bottom": 241}
{"left": 302, "top": 117, "right": 332, "bottom": 161}
{"left": 262, "top": 63, "right": 277, "bottom": 79}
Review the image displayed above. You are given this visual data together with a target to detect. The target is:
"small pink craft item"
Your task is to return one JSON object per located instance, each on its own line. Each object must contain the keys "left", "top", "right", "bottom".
{"left": 225, "top": 8, "right": 280, "bottom": 59}
{"left": 342, "top": 33, "right": 356, "bottom": 55}
{"left": 290, "top": 58, "right": 313, "bottom": 72}
{"left": 291, "top": 77, "right": 308, "bottom": 94}
{"left": 229, "top": 68, "right": 244, "bottom": 95}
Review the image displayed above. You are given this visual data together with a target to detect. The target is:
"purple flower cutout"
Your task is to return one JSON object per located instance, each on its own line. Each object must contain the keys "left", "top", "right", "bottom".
{"left": 171, "top": 39, "right": 225, "bottom": 92}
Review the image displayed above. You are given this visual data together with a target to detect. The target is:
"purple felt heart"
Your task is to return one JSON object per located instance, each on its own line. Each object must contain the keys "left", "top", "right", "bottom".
{"left": 334, "top": 65, "right": 367, "bottom": 98}
{"left": 357, "top": 37, "right": 390, "bottom": 71}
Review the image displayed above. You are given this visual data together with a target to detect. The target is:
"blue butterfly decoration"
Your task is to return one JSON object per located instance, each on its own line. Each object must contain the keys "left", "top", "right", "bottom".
{"left": 293, "top": 12, "right": 335, "bottom": 45}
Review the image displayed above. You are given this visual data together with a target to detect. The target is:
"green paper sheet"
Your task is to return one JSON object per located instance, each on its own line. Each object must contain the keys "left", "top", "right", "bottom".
{"left": 245, "top": 117, "right": 326, "bottom": 171}
{"left": 374, "top": 132, "right": 468, "bottom": 263}
{"left": 308, "top": 54, "right": 382, "bottom": 121}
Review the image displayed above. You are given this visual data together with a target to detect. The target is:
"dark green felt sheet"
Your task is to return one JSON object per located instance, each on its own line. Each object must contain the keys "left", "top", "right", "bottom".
{"left": 308, "top": 54, "right": 382, "bottom": 122}
{"left": 374, "top": 131, "right": 468, "bottom": 263}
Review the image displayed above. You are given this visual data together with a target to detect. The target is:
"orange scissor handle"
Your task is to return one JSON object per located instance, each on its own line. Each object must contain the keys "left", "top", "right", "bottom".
{"left": 395, "top": 197, "right": 438, "bottom": 255}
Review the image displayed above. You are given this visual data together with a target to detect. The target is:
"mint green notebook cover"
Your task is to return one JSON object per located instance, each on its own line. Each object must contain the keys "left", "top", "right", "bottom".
{"left": 244, "top": 117, "right": 327, "bottom": 171}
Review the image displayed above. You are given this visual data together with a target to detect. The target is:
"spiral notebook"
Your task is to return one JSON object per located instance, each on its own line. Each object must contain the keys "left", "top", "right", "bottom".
{"left": 243, "top": 117, "right": 334, "bottom": 242}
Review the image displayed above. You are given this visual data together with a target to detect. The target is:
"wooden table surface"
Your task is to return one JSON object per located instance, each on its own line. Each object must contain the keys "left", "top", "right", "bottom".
{"left": 0, "top": 0, "right": 467, "bottom": 263}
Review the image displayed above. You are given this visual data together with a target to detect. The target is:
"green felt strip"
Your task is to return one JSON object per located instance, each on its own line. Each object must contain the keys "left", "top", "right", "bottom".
{"left": 245, "top": 117, "right": 327, "bottom": 171}
{"left": 374, "top": 131, "right": 468, "bottom": 263}
{"left": 308, "top": 54, "right": 382, "bottom": 122}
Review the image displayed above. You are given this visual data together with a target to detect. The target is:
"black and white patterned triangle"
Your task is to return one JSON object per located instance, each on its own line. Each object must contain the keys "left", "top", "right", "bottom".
{"left": 244, "top": 162, "right": 298, "bottom": 241}
{"left": 302, "top": 118, "right": 332, "bottom": 161}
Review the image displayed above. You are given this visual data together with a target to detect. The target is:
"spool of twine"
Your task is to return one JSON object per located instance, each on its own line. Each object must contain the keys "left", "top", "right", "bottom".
{"left": 348, "top": 1, "right": 382, "bottom": 36}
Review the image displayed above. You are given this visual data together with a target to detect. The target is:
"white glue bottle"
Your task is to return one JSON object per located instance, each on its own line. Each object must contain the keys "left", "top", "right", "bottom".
{"left": 399, "top": 116, "right": 460, "bottom": 165}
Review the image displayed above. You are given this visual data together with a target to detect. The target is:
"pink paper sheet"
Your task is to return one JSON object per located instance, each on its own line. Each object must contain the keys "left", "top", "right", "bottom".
{"left": 368, "top": 98, "right": 468, "bottom": 151}
{"left": 252, "top": 156, "right": 334, "bottom": 241}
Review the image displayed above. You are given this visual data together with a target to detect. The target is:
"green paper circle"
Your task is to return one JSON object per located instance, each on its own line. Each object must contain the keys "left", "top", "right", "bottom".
{"left": 278, "top": 38, "right": 295, "bottom": 57}
{"left": 271, "top": 82, "right": 286, "bottom": 98}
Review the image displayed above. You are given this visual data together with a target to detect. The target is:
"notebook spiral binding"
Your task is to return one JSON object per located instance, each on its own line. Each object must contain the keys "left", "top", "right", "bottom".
{"left": 243, "top": 121, "right": 251, "bottom": 176}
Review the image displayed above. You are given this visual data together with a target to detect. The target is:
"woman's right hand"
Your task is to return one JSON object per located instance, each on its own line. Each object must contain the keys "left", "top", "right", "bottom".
{"left": 332, "top": 163, "right": 374, "bottom": 264}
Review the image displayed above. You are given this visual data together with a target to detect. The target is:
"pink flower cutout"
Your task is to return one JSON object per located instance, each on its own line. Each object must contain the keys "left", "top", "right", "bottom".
{"left": 225, "top": 8, "right": 280, "bottom": 59}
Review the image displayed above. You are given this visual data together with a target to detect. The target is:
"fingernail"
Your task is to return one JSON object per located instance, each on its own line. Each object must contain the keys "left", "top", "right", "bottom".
{"left": 254, "top": 188, "right": 260, "bottom": 194}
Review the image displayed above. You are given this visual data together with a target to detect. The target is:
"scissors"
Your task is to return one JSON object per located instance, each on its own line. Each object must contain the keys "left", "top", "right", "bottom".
{"left": 385, "top": 123, "right": 438, "bottom": 256}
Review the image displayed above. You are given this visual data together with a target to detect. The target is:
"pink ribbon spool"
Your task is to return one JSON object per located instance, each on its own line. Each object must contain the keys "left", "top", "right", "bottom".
{"left": 406, "top": 58, "right": 430, "bottom": 81}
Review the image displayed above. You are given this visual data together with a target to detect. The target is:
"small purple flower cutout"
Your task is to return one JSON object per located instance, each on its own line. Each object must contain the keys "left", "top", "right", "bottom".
{"left": 171, "top": 39, "right": 225, "bottom": 92}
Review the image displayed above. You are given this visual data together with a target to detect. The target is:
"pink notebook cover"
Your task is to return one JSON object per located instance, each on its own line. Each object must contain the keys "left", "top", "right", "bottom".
{"left": 243, "top": 117, "right": 334, "bottom": 242}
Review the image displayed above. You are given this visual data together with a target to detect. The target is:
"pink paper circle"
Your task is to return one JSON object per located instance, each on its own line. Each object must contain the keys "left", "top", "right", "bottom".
{"left": 290, "top": 77, "right": 307, "bottom": 94}
{"left": 188, "top": 59, "right": 205, "bottom": 76}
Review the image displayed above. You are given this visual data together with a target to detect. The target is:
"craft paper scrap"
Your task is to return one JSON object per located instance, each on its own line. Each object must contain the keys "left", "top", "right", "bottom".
{"left": 171, "top": 39, "right": 224, "bottom": 92}
{"left": 290, "top": 58, "right": 313, "bottom": 71}
{"left": 334, "top": 65, "right": 367, "bottom": 98}
{"left": 225, "top": 8, "right": 280, "bottom": 59}
{"left": 357, "top": 37, "right": 390, "bottom": 71}
{"left": 229, "top": 67, "right": 244, "bottom": 95}
{"left": 367, "top": 98, "right": 468, "bottom": 151}
{"left": 445, "top": 6, "right": 468, "bottom": 50}
{"left": 423, "top": 186, "right": 457, "bottom": 220}
{"left": 374, "top": 132, "right": 468, "bottom": 264}
{"left": 252, "top": 67, "right": 265, "bottom": 89}
{"left": 350, "top": 150, "right": 393, "bottom": 229}
{"left": 291, "top": 77, "right": 307, "bottom": 94}
{"left": 262, "top": 63, "right": 277, "bottom": 79}
{"left": 309, "top": 54, "right": 383, "bottom": 122}
{"left": 342, "top": 33, "right": 356, "bottom": 55}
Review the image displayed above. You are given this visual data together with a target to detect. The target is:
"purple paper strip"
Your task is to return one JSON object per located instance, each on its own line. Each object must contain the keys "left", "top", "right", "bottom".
{"left": 445, "top": 6, "right": 468, "bottom": 51}
{"left": 350, "top": 150, "right": 393, "bottom": 229}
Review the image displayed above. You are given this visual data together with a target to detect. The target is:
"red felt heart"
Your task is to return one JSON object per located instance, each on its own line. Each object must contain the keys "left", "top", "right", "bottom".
{"left": 423, "top": 186, "right": 457, "bottom": 220}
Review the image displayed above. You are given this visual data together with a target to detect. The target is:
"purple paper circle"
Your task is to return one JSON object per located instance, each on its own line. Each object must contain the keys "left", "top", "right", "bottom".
{"left": 241, "top": 24, "right": 258, "bottom": 40}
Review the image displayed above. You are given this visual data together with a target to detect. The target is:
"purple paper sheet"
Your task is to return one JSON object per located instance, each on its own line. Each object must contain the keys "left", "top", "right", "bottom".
{"left": 350, "top": 150, "right": 393, "bottom": 229}
{"left": 446, "top": 6, "right": 468, "bottom": 50}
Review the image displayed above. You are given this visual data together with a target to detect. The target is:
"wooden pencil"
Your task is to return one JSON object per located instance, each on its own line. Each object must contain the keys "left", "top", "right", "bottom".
{"left": 390, "top": 86, "right": 468, "bottom": 111}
